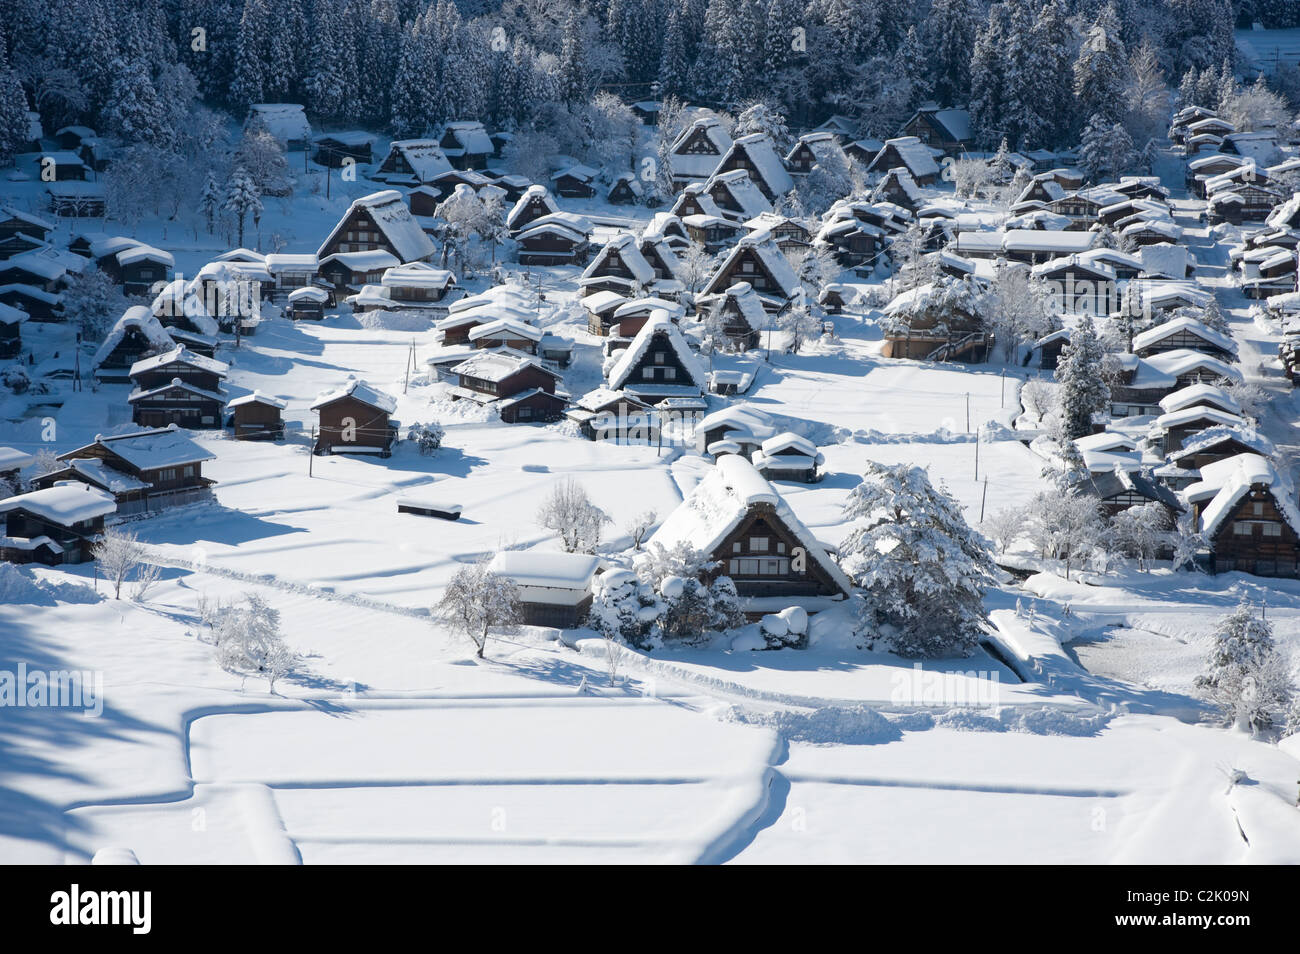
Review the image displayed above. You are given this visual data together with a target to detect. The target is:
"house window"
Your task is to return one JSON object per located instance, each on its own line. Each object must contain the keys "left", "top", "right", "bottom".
{"left": 662, "top": 367, "right": 676, "bottom": 381}
{"left": 732, "top": 542, "right": 741, "bottom": 553}
{"left": 642, "top": 366, "right": 655, "bottom": 380}
{"left": 749, "top": 537, "right": 769, "bottom": 552}
{"left": 518, "top": 406, "right": 533, "bottom": 419}
{"left": 654, "top": 352, "right": 665, "bottom": 364}
{"left": 160, "top": 468, "right": 176, "bottom": 481}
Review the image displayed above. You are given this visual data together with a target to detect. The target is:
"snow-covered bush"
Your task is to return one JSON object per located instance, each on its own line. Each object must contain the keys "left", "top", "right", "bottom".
{"left": 1108, "top": 502, "right": 1171, "bottom": 571}
{"left": 2, "top": 365, "right": 29, "bottom": 394}
{"left": 407, "top": 421, "right": 445, "bottom": 456}
{"left": 760, "top": 606, "right": 808, "bottom": 649}
{"left": 839, "top": 462, "right": 997, "bottom": 658}
{"left": 1026, "top": 491, "right": 1103, "bottom": 579}
{"left": 93, "top": 527, "right": 145, "bottom": 600}
{"left": 587, "top": 568, "right": 664, "bottom": 649}
{"left": 1194, "top": 601, "right": 1293, "bottom": 735}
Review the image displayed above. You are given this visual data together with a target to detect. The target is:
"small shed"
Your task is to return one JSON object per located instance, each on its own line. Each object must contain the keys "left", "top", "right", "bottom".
{"left": 227, "top": 391, "right": 286, "bottom": 441}
{"left": 487, "top": 550, "right": 601, "bottom": 628}
{"left": 607, "top": 173, "right": 643, "bottom": 205}
{"left": 287, "top": 285, "right": 330, "bottom": 320}
{"left": 396, "top": 498, "right": 462, "bottom": 520}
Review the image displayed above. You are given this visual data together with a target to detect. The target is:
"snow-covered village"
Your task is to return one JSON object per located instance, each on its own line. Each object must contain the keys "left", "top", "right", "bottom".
{"left": 0, "top": 0, "right": 1299, "bottom": 877}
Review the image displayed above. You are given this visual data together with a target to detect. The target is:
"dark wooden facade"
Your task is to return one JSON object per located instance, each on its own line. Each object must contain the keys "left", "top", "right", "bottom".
{"left": 1205, "top": 486, "right": 1300, "bottom": 578}
{"left": 315, "top": 394, "right": 397, "bottom": 455}
{"left": 703, "top": 504, "right": 846, "bottom": 600}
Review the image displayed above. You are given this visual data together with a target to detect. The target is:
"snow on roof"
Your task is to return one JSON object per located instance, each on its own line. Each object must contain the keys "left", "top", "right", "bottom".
{"left": 581, "top": 233, "right": 657, "bottom": 285}
{"left": 264, "top": 253, "right": 318, "bottom": 271}
{"left": 1031, "top": 254, "right": 1116, "bottom": 282}
{"left": 506, "top": 186, "right": 559, "bottom": 229}
{"left": 696, "top": 281, "right": 767, "bottom": 330}
{"left": 450, "top": 349, "right": 555, "bottom": 383}
{"left": 0, "top": 447, "right": 35, "bottom": 471}
{"left": 310, "top": 377, "right": 397, "bottom": 413}
{"left": 247, "top": 104, "right": 312, "bottom": 143}
{"left": 213, "top": 247, "right": 266, "bottom": 263}
{"left": 0, "top": 483, "right": 117, "bottom": 524}
{"left": 128, "top": 378, "right": 227, "bottom": 405}
{"left": 918, "top": 106, "right": 972, "bottom": 142}
{"left": 650, "top": 455, "right": 852, "bottom": 594}
{"left": 723, "top": 134, "right": 794, "bottom": 198}
{"left": 468, "top": 317, "right": 542, "bottom": 342}
{"left": 579, "top": 290, "right": 629, "bottom": 314}
{"left": 1075, "top": 431, "right": 1138, "bottom": 454}
{"left": 441, "top": 121, "right": 494, "bottom": 156}
{"left": 606, "top": 313, "right": 705, "bottom": 391}
{"left": 757, "top": 431, "right": 818, "bottom": 459}
{"left": 872, "top": 137, "right": 941, "bottom": 180}
{"left": 1169, "top": 425, "right": 1273, "bottom": 462}
{"left": 93, "top": 306, "right": 175, "bottom": 368}
{"left": 320, "top": 249, "right": 401, "bottom": 272}
{"left": 129, "top": 345, "right": 228, "bottom": 379}
{"left": 1001, "top": 230, "right": 1098, "bottom": 253}
{"left": 1132, "top": 316, "right": 1236, "bottom": 356}
{"left": 315, "top": 129, "right": 374, "bottom": 146}
{"left": 706, "top": 169, "right": 773, "bottom": 220}
{"left": 1193, "top": 454, "right": 1300, "bottom": 539}
{"left": 58, "top": 458, "right": 152, "bottom": 493}
{"left": 227, "top": 390, "right": 287, "bottom": 410}
{"left": 319, "top": 190, "right": 434, "bottom": 264}
{"left": 488, "top": 550, "right": 600, "bottom": 596}
{"left": 706, "top": 233, "right": 799, "bottom": 299}
{"left": 1266, "top": 192, "right": 1300, "bottom": 230}
{"left": 1144, "top": 348, "right": 1243, "bottom": 384}
{"left": 1155, "top": 405, "right": 1243, "bottom": 431}
{"left": 612, "top": 297, "right": 685, "bottom": 320}
{"left": 382, "top": 262, "right": 455, "bottom": 289}
{"left": 116, "top": 243, "right": 173, "bottom": 268}
{"left": 0, "top": 205, "right": 54, "bottom": 232}
{"left": 551, "top": 164, "right": 598, "bottom": 182}
{"left": 1158, "top": 383, "right": 1241, "bottom": 416}
{"left": 68, "top": 426, "right": 214, "bottom": 471}
{"left": 0, "top": 302, "right": 29, "bottom": 325}
{"left": 670, "top": 118, "right": 733, "bottom": 179}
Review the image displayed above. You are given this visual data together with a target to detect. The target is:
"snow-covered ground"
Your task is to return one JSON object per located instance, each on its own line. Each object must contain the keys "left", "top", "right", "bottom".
{"left": 3, "top": 139, "right": 1299, "bottom": 865}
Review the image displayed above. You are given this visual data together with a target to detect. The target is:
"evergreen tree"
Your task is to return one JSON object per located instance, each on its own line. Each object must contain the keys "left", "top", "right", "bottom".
{"left": 969, "top": 4, "right": 1010, "bottom": 148}
{"left": 304, "top": 0, "right": 349, "bottom": 120}
{"left": 926, "top": 0, "right": 979, "bottom": 107}
{"left": 389, "top": 20, "right": 431, "bottom": 135}
{"left": 1030, "top": 0, "right": 1076, "bottom": 147}
{"left": 558, "top": 9, "right": 588, "bottom": 104}
{"left": 1055, "top": 313, "right": 1110, "bottom": 439}
{"left": 1080, "top": 112, "right": 1135, "bottom": 182}
{"left": 0, "top": 39, "right": 29, "bottom": 164}
{"left": 1195, "top": 601, "right": 1293, "bottom": 734}
{"left": 223, "top": 168, "right": 263, "bottom": 248}
{"left": 198, "top": 172, "right": 221, "bottom": 235}
{"left": 657, "top": 6, "right": 691, "bottom": 97}
{"left": 1074, "top": 2, "right": 1130, "bottom": 125}
{"left": 840, "top": 462, "right": 998, "bottom": 658}
{"left": 231, "top": 0, "right": 269, "bottom": 108}
{"left": 102, "top": 57, "right": 169, "bottom": 145}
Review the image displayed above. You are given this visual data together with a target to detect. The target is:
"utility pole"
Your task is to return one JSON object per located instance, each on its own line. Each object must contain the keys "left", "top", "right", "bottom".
{"left": 308, "top": 427, "right": 315, "bottom": 477}
{"left": 1000, "top": 368, "right": 1006, "bottom": 407}
{"left": 965, "top": 392, "right": 970, "bottom": 433}
{"left": 979, "top": 477, "right": 988, "bottom": 523}
{"left": 974, "top": 432, "right": 979, "bottom": 482}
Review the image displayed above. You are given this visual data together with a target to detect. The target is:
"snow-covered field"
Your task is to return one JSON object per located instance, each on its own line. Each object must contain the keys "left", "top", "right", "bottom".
{"left": 3, "top": 139, "right": 1300, "bottom": 866}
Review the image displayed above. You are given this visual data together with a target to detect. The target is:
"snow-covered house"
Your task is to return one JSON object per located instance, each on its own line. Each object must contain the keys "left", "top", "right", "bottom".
{"left": 604, "top": 312, "right": 706, "bottom": 405}
{"left": 1143, "top": 348, "right": 1243, "bottom": 391}
{"left": 649, "top": 454, "right": 851, "bottom": 610}
{"left": 1132, "top": 316, "right": 1237, "bottom": 362}
{"left": 227, "top": 391, "right": 286, "bottom": 441}
{"left": 317, "top": 190, "right": 436, "bottom": 269}
{"left": 311, "top": 378, "right": 399, "bottom": 456}
{"left": 468, "top": 317, "right": 543, "bottom": 354}
{"left": 865, "top": 136, "right": 941, "bottom": 185}
{"left": 711, "top": 133, "right": 795, "bottom": 203}
{"left": 263, "top": 253, "right": 319, "bottom": 299}
{"left": 0, "top": 302, "right": 28, "bottom": 359}
{"left": 607, "top": 173, "right": 643, "bottom": 205}
{"left": 750, "top": 432, "right": 824, "bottom": 483}
{"left": 701, "top": 233, "right": 800, "bottom": 310}
{"left": 286, "top": 285, "right": 330, "bottom": 320}
{"left": 487, "top": 551, "right": 602, "bottom": 628}
{"left": 0, "top": 206, "right": 53, "bottom": 246}
{"left": 550, "top": 165, "right": 598, "bottom": 198}
{"left": 34, "top": 426, "right": 217, "bottom": 516}
{"left": 669, "top": 117, "right": 733, "bottom": 188}
{"left": 785, "top": 132, "right": 843, "bottom": 176}
{"left": 513, "top": 213, "right": 592, "bottom": 266}
{"left": 448, "top": 350, "right": 567, "bottom": 424}
{"left": 128, "top": 346, "right": 229, "bottom": 429}
{"left": 312, "top": 131, "right": 374, "bottom": 167}
{"left": 565, "top": 387, "right": 654, "bottom": 441}
{"left": 704, "top": 169, "right": 773, "bottom": 222}
{"left": 0, "top": 483, "right": 116, "bottom": 565}
{"left": 348, "top": 262, "right": 458, "bottom": 314}
{"left": 881, "top": 277, "right": 990, "bottom": 362}
{"left": 1154, "top": 404, "right": 1246, "bottom": 454}
{"left": 695, "top": 406, "right": 778, "bottom": 458}
{"left": 439, "top": 121, "right": 494, "bottom": 170}
{"left": 1162, "top": 426, "right": 1274, "bottom": 490}
{"left": 873, "top": 167, "right": 924, "bottom": 213}
{"left": 245, "top": 104, "right": 312, "bottom": 148}
{"left": 1186, "top": 454, "right": 1300, "bottom": 577}
{"left": 899, "top": 105, "right": 973, "bottom": 156}
{"left": 1077, "top": 467, "right": 1182, "bottom": 518}
{"left": 694, "top": 281, "right": 767, "bottom": 351}
{"left": 744, "top": 212, "right": 812, "bottom": 255}
{"left": 1031, "top": 256, "right": 1118, "bottom": 316}
{"left": 506, "top": 185, "right": 560, "bottom": 234}
{"left": 579, "top": 234, "right": 657, "bottom": 298}
{"left": 92, "top": 306, "right": 176, "bottom": 384}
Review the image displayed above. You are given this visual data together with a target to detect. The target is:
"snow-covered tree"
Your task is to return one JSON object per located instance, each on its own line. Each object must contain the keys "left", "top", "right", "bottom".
{"left": 678, "top": 241, "right": 715, "bottom": 294}
{"left": 779, "top": 303, "right": 819, "bottom": 353}
{"left": 1219, "top": 74, "right": 1294, "bottom": 133}
{"left": 990, "top": 262, "right": 1057, "bottom": 361}
{"left": 1026, "top": 490, "right": 1102, "bottom": 579}
{"left": 1080, "top": 113, "right": 1136, "bottom": 183}
{"left": 625, "top": 509, "right": 658, "bottom": 550}
{"left": 213, "top": 593, "right": 297, "bottom": 692}
{"left": 435, "top": 560, "right": 521, "bottom": 659}
{"left": 1019, "top": 378, "right": 1057, "bottom": 425}
{"left": 93, "top": 527, "right": 146, "bottom": 600}
{"left": 223, "top": 168, "right": 263, "bottom": 249}
{"left": 536, "top": 477, "right": 612, "bottom": 553}
{"left": 1195, "top": 601, "right": 1294, "bottom": 735}
{"left": 1055, "top": 314, "right": 1110, "bottom": 440}
{"left": 1109, "top": 501, "right": 1171, "bottom": 571}
{"left": 925, "top": 0, "right": 980, "bottom": 108}
{"left": 840, "top": 462, "right": 997, "bottom": 658}
{"left": 0, "top": 57, "right": 28, "bottom": 164}
{"left": 982, "top": 507, "right": 1026, "bottom": 556}
{"left": 734, "top": 101, "right": 791, "bottom": 152}
{"left": 1073, "top": 3, "right": 1130, "bottom": 126}
{"left": 61, "top": 266, "right": 126, "bottom": 340}
{"left": 198, "top": 173, "right": 222, "bottom": 236}
{"left": 234, "top": 123, "right": 291, "bottom": 197}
